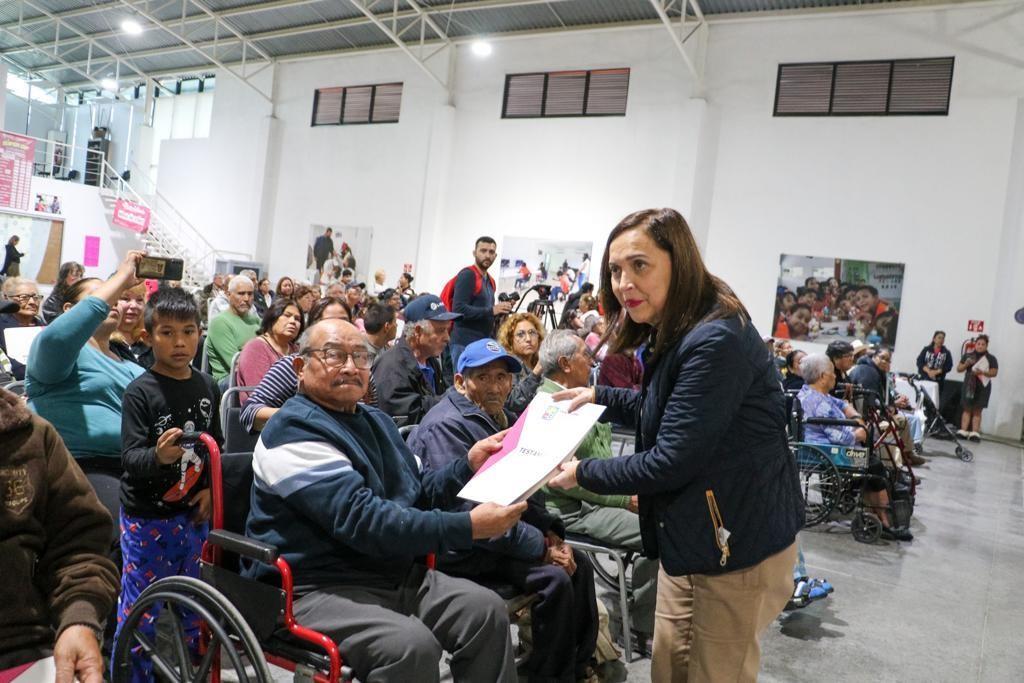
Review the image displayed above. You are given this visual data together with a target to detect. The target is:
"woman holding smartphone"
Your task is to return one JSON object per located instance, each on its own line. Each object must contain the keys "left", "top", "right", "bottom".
{"left": 549, "top": 209, "right": 803, "bottom": 682}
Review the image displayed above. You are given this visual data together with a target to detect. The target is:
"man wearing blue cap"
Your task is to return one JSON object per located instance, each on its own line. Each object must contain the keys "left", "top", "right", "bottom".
{"left": 371, "top": 294, "right": 461, "bottom": 426}
{"left": 408, "top": 338, "right": 599, "bottom": 683}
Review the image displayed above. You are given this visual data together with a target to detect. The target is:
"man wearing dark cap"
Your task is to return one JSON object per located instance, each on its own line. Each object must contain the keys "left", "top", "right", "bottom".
{"left": 407, "top": 338, "right": 599, "bottom": 683}
{"left": 371, "top": 294, "right": 461, "bottom": 426}
{"left": 826, "top": 340, "right": 856, "bottom": 387}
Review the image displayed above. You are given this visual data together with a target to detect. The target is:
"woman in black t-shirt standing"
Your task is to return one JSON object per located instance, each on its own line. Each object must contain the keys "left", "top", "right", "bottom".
{"left": 916, "top": 330, "right": 953, "bottom": 392}
{"left": 956, "top": 334, "right": 998, "bottom": 442}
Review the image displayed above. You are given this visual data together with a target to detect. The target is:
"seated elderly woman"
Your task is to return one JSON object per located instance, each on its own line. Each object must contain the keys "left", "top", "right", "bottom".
{"left": 496, "top": 311, "right": 545, "bottom": 414}
{"left": 236, "top": 297, "right": 304, "bottom": 398}
{"left": 0, "top": 276, "right": 45, "bottom": 380}
{"left": 796, "top": 353, "right": 912, "bottom": 541}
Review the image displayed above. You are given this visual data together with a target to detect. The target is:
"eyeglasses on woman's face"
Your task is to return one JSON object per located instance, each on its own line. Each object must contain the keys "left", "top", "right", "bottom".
{"left": 514, "top": 329, "right": 540, "bottom": 340}
{"left": 306, "top": 346, "right": 372, "bottom": 369}
{"left": 11, "top": 294, "right": 42, "bottom": 303}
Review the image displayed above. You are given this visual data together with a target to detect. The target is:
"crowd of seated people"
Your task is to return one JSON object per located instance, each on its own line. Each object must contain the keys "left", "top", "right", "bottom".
{"left": 1, "top": 245, "right": 957, "bottom": 682}
{"left": 773, "top": 276, "right": 899, "bottom": 346}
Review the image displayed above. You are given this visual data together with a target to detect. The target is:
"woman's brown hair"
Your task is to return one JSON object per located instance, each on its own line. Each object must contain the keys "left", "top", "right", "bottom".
{"left": 496, "top": 312, "right": 545, "bottom": 368}
{"left": 601, "top": 208, "right": 748, "bottom": 358}
{"left": 275, "top": 276, "right": 295, "bottom": 296}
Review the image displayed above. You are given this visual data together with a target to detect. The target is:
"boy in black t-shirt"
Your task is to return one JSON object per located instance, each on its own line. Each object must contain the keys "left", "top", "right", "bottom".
{"left": 114, "top": 287, "right": 221, "bottom": 680}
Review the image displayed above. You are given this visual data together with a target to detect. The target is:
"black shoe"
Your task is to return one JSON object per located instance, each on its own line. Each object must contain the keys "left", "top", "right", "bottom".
{"left": 881, "top": 525, "right": 913, "bottom": 542}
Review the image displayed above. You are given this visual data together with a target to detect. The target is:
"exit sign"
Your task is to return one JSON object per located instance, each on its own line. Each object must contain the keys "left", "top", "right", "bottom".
{"left": 967, "top": 320, "right": 985, "bottom": 332}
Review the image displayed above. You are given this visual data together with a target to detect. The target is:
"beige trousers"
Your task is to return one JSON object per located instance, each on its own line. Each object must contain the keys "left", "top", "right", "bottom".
{"left": 651, "top": 542, "right": 797, "bottom": 683}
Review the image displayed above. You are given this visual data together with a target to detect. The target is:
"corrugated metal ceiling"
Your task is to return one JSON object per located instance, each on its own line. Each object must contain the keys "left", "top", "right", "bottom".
{"left": 0, "top": 0, "right": 959, "bottom": 88}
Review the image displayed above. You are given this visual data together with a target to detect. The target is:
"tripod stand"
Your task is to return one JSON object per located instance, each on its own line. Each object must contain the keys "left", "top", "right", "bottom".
{"left": 513, "top": 284, "right": 559, "bottom": 330}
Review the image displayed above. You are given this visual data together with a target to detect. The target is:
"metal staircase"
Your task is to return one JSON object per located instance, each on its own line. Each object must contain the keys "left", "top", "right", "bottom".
{"left": 98, "top": 159, "right": 252, "bottom": 290}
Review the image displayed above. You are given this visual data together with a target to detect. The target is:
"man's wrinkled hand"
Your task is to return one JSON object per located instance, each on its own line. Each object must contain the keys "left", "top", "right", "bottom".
{"left": 468, "top": 429, "right": 508, "bottom": 472}
{"left": 470, "top": 501, "right": 527, "bottom": 539}
{"left": 54, "top": 624, "right": 104, "bottom": 683}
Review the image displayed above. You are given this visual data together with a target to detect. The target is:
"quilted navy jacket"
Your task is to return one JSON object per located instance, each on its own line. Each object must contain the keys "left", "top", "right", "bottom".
{"left": 577, "top": 314, "right": 804, "bottom": 577}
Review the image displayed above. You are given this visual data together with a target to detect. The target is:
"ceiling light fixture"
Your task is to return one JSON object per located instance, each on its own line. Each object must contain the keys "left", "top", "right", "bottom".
{"left": 471, "top": 40, "right": 492, "bottom": 58}
{"left": 101, "top": 78, "right": 118, "bottom": 91}
{"left": 121, "top": 18, "right": 143, "bottom": 35}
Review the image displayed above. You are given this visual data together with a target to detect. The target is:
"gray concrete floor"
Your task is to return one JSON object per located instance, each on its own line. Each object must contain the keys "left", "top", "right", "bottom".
{"left": 264, "top": 436, "right": 1023, "bottom": 682}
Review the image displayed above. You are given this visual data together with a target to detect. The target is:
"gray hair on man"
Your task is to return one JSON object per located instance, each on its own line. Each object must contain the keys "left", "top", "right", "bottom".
{"left": 227, "top": 274, "right": 254, "bottom": 292}
{"left": 538, "top": 329, "right": 584, "bottom": 378}
{"left": 800, "top": 353, "right": 833, "bottom": 385}
{"left": 403, "top": 319, "right": 430, "bottom": 340}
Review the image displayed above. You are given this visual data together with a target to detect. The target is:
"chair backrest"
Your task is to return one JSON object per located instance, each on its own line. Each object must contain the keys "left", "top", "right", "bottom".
{"left": 398, "top": 424, "right": 416, "bottom": 442}
{"left": 3, "top": 380, "right": 26, "bottom": 397}
{"left": 200, "top": 337, "right": 211, "bottom": 374}
{"left": 220, "top": 386, "right": 260, "bottom": 453}
{"left": 219, "top": 451, "right": 256, "bottom": 536}
{"left": 228, "top": 351, "right": 242, "bottom": 389}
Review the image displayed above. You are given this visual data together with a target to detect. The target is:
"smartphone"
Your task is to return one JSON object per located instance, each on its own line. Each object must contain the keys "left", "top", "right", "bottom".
{"left": 137, "top": 256, "right": 184, "bottom": 281}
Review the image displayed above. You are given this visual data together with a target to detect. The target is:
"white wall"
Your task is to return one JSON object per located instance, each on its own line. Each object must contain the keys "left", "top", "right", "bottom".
{"left": 157, "top": 71, "right": 273, "bottom": 260}
{"left": 29, "top": 175, "right": 144, "bottom": 280}
{"left": 151, "top": 4, "right": 1024, "bottom": 438}
{"left": 700, "top": 6, "right": 1024, "bottom": 437}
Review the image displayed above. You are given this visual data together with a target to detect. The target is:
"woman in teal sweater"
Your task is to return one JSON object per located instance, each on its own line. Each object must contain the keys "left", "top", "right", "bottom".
{"left": 27, "top": 251, "right": 145, "bottom": 520}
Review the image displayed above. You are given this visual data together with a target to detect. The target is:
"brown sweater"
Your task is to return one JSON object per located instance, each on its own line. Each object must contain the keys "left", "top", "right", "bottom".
{"left": 0, "top": 388, "right": 119, "bottom": 669}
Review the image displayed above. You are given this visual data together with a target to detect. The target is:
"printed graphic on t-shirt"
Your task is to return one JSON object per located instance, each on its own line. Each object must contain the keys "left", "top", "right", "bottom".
{"left": 153, "top": 400, "right": 213, "bottom": 504}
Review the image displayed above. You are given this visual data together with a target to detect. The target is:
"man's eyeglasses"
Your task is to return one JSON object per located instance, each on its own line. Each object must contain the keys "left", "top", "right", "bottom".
{"left": 10, "top": 294, "right": 42, "bottom": 303}
{"left": 306, "top": 347, "right": 372, "bottom": 369}
{"left": 514, "top": 329, "right": 540, "bottom": 340}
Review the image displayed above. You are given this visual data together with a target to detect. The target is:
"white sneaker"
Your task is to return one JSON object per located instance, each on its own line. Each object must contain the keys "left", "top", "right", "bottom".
{"left": 968, "top": 431, "right": 982, "bottom": 443}
{"left": 956, "top": 429, "right": 969, "bottom": 438}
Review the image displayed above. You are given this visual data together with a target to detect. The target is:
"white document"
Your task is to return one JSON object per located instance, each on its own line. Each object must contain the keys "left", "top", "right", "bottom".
{"left": 973, "top": 355, "right": 991, "bottom": 387}
{"left": 458, "top": 392, "right": 606, "bottom": 506}
{"left": 0, "top": 656, "right": 59, "bottom": 682}
{"left": 2, "top": 325, "right": 42, "bottom": 365}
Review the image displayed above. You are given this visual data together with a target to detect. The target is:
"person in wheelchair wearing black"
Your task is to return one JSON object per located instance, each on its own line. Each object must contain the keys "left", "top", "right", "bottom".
{"left": 848, "top": 346, "right": 926, "bottom": 466}
{"left": 245, "top": 319, "right": 527, "bottom": 682}
{"left": 797, "top": 354, "right": 912, "bottom": 541}
{"left": 407, "top": 337, "right": 600, "bottom": 683}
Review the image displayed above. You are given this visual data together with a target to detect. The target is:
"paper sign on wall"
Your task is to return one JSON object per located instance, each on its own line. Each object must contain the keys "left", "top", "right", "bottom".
{"left": 83, "top": 235, "right": 100, "bottom": 267}
{"left": 403, "top": 263, "right": 413, "bottom": 274}
{"left": 967, "top": 320, "right": 985, "bottom": 333}
{"left": 111, "top": 199, "right": 151, "bottom": 233}
{"left": 0, "top": 131, "right": 35, "bottom": 212}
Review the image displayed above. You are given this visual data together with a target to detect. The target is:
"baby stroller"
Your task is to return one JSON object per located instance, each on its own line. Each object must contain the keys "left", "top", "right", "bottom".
{"left": 901, "top": 374, "right": 972, "bottom": 462}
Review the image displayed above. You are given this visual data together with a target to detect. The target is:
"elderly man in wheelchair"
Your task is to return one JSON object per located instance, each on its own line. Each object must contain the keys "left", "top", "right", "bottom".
{"left": 114, "top": 319, "right": 530, "bottom": 683}
{"left": 795, "top": 353, "right": 913, "bottom": 543}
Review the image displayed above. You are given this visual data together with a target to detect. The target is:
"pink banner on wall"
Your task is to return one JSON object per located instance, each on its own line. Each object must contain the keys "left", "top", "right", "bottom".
{"left": 111, "top": 198, "right": 151, "bottom": 233}
{"left": 0, "top": 131, "right": 35, "bottom": 212}
{"left": 83, "top": 235, "right": 100, "bottom": 267}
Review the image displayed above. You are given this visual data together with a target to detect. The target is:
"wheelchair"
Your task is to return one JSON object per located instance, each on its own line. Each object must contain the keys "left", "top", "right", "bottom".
{"left": 112, "top": 432, "right": 368, "bottom": 682}
{"left": 786, "top": 390, "right": 914, "bottom": 544}
{"left": 113, "top": 430, "right": 537, "bottom": 682}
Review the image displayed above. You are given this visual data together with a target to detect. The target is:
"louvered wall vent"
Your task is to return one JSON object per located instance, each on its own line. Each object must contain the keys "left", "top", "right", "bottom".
{"left": 503, "top": 68, "right": 630, "bottom": 119}
{"left": 774, "top": 57, "right": 953, "bottom": 116}
{"left": 311, "top": 82, "right": 403, "bottom": 126}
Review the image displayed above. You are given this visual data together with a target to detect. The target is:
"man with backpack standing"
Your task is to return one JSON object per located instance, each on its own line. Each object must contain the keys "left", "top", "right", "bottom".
{"left": 444, "top": 236, "right": 512, "bottom": 366}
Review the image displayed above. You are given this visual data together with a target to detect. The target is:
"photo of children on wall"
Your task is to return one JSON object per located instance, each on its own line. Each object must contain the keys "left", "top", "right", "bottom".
{"left": 772, "top": 254, "right": 905, "bottom": 348}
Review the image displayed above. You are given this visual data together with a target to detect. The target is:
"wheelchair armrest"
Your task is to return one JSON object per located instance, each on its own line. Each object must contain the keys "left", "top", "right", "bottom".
{"left": 207, "top": 529, "right": 279, "bottom": 564}
{"left": 805, "top": 417, "right": 862, "bottom": 428}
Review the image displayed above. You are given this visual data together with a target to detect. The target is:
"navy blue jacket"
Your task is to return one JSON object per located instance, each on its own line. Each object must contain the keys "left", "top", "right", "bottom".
{"left": 450, "top": 267, "right": 496, "bottom": 348}
{"left": 408, "top": 387, "right": 561, "bottom": 563}
{"left": 244, "top": 394, "right": 474, "bottom": 590}
{"left": 577, "top": 314, "right": 803, "bottom": 577}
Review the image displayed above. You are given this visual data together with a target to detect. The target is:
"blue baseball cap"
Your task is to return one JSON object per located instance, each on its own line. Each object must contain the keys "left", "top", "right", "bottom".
{"left": 457, "top": 338, "right": 523, "bottom": 375}
{"left": 403, "top": 294, "right": 462, "bottom": 323}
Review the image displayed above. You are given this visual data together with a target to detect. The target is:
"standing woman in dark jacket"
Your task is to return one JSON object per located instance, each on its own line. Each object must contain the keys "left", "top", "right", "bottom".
{"left": 915, "top": 330, "right": 953, "bottom": 391}
{"left": 2, "top": 235, "right": 24, "bottom": 276}
{"left": 550, "top": 209, "right": 803, "bottom": 683}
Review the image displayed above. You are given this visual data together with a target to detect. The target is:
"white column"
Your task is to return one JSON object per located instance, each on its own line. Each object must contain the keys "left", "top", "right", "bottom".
{"left": 0, "top": 62, "right": 8, "bottom": 131}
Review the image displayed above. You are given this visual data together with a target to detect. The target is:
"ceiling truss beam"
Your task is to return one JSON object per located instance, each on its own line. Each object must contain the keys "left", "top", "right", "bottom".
{"left": 648, "top": 0, "right": 707, "bottom": 95}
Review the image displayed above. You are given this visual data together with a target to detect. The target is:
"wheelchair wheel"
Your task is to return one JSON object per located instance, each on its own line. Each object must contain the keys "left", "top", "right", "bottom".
{"left": 956, "top": 445, "right": 974, "bottom": 462}
{"left": 851, "top": 512, "right": 882, "bottom": 544}
{"left": 112, "top": 576, "right": 273, "bottom": 683}
{"left": 836, "top": 488, "right": 858, "bottom": 516}
{"left": 795, "top": 446, "right": 843, "bottom": 527}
